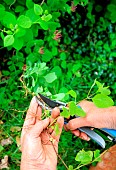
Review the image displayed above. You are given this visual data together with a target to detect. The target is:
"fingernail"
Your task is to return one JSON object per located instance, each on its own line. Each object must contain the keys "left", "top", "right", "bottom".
{"left": 58, "top": 116, "right": 64, "bottom": 121}
{"left": 33, "top": 96, "right": 37, "bottom": 103}
{"left": 30, "top": 96, "right": 37, "bottom": 105}
{"left": 87, "top": 137, "right": 90, "bottom": 141}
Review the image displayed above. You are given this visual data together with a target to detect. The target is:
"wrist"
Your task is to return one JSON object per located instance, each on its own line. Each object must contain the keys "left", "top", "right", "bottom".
{"left": 20, "top": 163, "right": 52, "bottom": 170}
{"left": 110, "top": 106, "right": 116, "bottom": 129}
{"left": 20, "top": 161, "right": 53, "bottom": 170}
{"left": 20, "top": 155, "right": 57, "bottom": 170}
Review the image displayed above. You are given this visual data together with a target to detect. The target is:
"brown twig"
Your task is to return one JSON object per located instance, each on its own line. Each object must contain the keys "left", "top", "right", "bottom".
{"left": 20, "top": 74, "right": 30, "bottom": 96}
{"left": 49, "top": 134, "right": 69, "bottom": 170}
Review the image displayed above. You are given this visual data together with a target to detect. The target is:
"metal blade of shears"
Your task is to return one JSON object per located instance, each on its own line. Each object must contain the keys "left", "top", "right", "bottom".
{"left": 38, "top": 93, "right": 66, "bottom": 108}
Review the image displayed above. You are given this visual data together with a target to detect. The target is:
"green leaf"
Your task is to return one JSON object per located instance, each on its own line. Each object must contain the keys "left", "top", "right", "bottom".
{"left": 23, "top": 29, "right": 33, "bottom": 42}
{"left": 96, "top": 81, "right": 111, "bottom": 95}
{"left": 92, "top": 94, "right": 114, "bottom": 108}
{"left": 54, "top": 123, "right": 60, "bottom": 135}
{"left": 0, "top": 5, "right": 5, "bottom": 21}
{"left": 75, "top": 107, "right": 86, "bottom": 117}
{"left": 110, "top": 52, "right": 116, "bottom": 57}
{"left": 75, "top": 150, "right": 93, "bottom": 164}
{"left": 94, "top": 150, "right": 101, "bottom": 162}
{"left": 39, "top": 20, "right": 48, "bottom": 30}
{"left": 2, "top": 70, "right": 10, "bottom": 76}
{"left": 34, "top": 4, "right": 43, "bottom": 15}
{"left": 52, "top": 66, "right": 62, "bottom": 77}
{"left": 15, "top": 6, "right": 25, "bottom": 13}
{"left": 97, "top": 87, "right": 111, "bottom": 95}
{"left": 52, "top": 93, "right": 65, "bottom": 100}
{"left": 26, "top": 9, "right": 39, "bottom": 22}
{"left": 4, "top": 35, "right": 14, "bottom": 47}
{"left": 52, "top": 47, "right": 58, "bottom": 56}
{"left": 4, "top": 0, "right": 14, "bottom": 5}
{"left": 48, "top": 21, "right": 60, "bottom": 32}
{"left": 3, "top": 12, "right": 16, "bottom": 27}
{"left": 95, "top": 5, "right": 102, "bottom": 12}
{"left": 32, "top": 76, "right": 35, "bottom": 87}
{"left": 107, "top": 4, "right": 116, "bottom": 12}
{"left": 60, "top": 52, "right": 66, "bottom": 60}
{"left": 13, "top": 37, "right": 24, "bottom": 50}
{"left": 16, "top": 62, "right": 24, "bottom": 69}
{"left": 61, "top": 60, "right": 67, "bottom": 69}
{"left": 0, "top": 145, "right": 4, "bottom": 152}
{"left": 42, "top": 49, "right": 52, "bottom": 62}
{"left": 44, "top": 72, "right": 57, "bottom": 83}
{"left": 60, "top": 107, "right": 70, "bottom": 118}
{"left": 68, "top": 165, "right": 74, "bottom": 170}
{"left": 69, "top": 101, "right": 86, "bottom": 117}
{"left": 96, "top": 80, "right": 103, "bottom": 88}
{"left": 0, "top": 4, "right": 5, "bottom": 11}
{"left": 15, "top": 27, "right": 26, "bottom": 38}
{"left": 41, "top": 14, "right": 52, "bottom": 21}
{"left": 67, "top": 90, "right": 77, "bottom": 99}
{"left": 96, "top": 40, "right": 103, "bottom": 46}
{"left": 17, "top": 15, "right": 32, "bottom": 28}
{"left": 69, "top": 101, "right": 77, "bottom": 116}
{"left": 26, "top": 0, "right": 34, "bottom": 9}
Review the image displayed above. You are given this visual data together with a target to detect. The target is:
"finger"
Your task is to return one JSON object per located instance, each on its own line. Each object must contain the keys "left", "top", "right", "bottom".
{"left": 71, "top": 129, "right": 80, "bottom": 137}
{"left": 79, "top": 132, "right": 90, "bottom": 141}
{"left": 27, "top": 96, "right": 39, "bottom": 117}
{"left": 51, "top": 107, "right": 60, "bottom": 119}
{"left": 47, "top": 127, "right": 54, "bottom": 134}
{"left": 21, "top": 97, "right": 38, "bottom": 143}
{"left": 23, "top": 97, "right": 38, "bottom": 126}
{"left": 48, "top": 107, "right": 60, "bottom": 133}
{"left": 35, "top": 105, "right": 42, "bottom": 123}
{"left": 24, "top": 96, "right": 43, "bottom": 125}
{"left": 71, "top": 130, "right": 90, "bottom": 141}
{"left": 30, "top": 118, "right": 50, "bottom": 137}
{"left": 51, "top": 116, "right": 64, "bottom": 142}
{"left": 64, "top": 124, "right": 69, "bottom": 131}
{"left": 66, "top": 117, "right": 89, "bottom": 130}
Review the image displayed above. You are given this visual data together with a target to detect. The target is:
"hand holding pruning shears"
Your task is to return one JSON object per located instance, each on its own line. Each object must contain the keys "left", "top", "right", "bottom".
{"left": 36, "top": 93, "right": 116, "bottom": 148}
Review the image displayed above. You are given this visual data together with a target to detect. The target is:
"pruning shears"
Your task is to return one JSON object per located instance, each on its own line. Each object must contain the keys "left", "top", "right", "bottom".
{"left": 35, "top": 93, "right": 116, "bottom": 148}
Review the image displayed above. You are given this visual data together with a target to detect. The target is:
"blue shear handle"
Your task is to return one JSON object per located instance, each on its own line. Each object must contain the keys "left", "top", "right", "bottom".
{"left": 101, "top": 128, "right": 116, "bottom": 138}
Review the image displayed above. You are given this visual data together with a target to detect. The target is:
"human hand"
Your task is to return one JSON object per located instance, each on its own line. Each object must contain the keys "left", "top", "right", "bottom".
{"left": 65, "top": 100, "right": 116, "bottom": 141}
{"left": 20, "top": 97, "right": 64, "bottom": 170}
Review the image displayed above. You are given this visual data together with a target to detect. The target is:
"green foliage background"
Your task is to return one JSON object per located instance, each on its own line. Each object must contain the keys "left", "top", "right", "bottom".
{"left": 0, "top": 0, "right": 116, "bottom": 169}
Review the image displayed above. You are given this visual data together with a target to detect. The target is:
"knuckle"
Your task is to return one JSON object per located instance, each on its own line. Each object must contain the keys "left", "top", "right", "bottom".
{"left": 68, "top": 120, "right": 74, "bottom": 129}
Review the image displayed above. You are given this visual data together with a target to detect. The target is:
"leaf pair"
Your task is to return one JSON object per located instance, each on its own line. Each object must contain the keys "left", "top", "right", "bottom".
{"left": 92, "top": 80, "right": 114, "bottom": 108}
{"left": 75, "top": 149, "right": 101, "bottom": 165}
{"left": 61, "top": 101, "right": 86, "bottom": 118}
{"left": 68, "top": 149, "right": 100, "bottom": 170}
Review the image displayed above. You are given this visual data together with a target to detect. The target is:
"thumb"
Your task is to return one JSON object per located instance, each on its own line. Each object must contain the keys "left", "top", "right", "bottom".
{"left": 66, "top": 117, "right": 89, "bottom": 130}
{"left": 31, "top": 118, "right": 50, "bottom": 137}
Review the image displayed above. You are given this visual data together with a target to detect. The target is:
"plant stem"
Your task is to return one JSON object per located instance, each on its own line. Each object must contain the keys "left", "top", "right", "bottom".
{"left": 48, "top": 117, "right": 59, "bottom": 128}
{"left": 41, "top": 0, "right": 45, "bottom": 5}
{"left": 9, "top": 0, "right": 16, "bottom": 9}
{"left": 87, "top": 79, "right": 96, "bottom": 99}
{"left": 50, "top": 137, "right": 68, "bottom": 170}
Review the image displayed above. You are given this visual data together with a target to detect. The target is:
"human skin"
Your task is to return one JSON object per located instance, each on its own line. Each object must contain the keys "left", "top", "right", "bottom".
{"left": 52, "top": 100, "right": 116, "bottom": 141}
{"left": 20, "top": 97, "right": 64, "bottom": 170}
